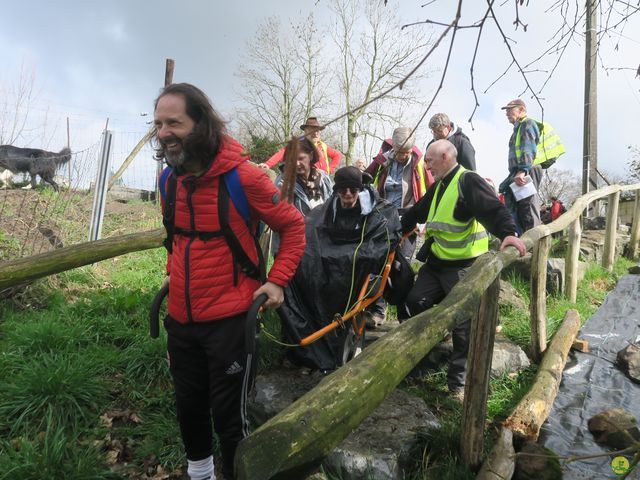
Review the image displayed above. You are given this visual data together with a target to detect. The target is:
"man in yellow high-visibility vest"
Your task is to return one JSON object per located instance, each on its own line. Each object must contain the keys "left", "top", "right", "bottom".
{"left": 402, "top": 139, "right": 526, "bottom": 401}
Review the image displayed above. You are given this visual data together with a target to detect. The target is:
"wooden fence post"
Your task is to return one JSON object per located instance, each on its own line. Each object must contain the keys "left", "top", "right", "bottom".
{"left": 564, "top": 218, "right": 582, "bottom": 303}
{"left": 603, "top": 191, "right": 620, "bottom": 271}
{"left": 530, "top": 235, "right": 551, "bottom": 362}
{"left": 628, "top": 192, "right": 640, "bottom": 260}
{"left": 461, "top": 276, "right": 500, "bottom": 470}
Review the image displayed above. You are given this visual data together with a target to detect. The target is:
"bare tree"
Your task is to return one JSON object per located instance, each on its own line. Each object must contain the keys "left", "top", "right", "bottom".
{"left": 538, "top": 168, "right": 582, "bottom": 206}
{"left": 331, "top": 0, "right": 431, "bottom": 164}
{"left": 0, "top": 63, "right": 38, "bottom": 145}
{"left": 235, "top": 15, "right": 329, "bottom": 143}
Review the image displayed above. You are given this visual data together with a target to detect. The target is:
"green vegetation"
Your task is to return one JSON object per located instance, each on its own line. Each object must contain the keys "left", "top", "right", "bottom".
{"left": 0, "top": 190, "right": 636, "bottom": 478}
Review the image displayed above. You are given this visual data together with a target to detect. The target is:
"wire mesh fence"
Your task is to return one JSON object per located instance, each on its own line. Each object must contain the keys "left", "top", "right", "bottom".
{"left": 0, "top": 131, "right": 162, "bottom": 262}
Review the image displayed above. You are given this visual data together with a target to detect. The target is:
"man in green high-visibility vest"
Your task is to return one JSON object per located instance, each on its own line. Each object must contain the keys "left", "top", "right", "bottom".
{"left": 499, "top": 98, "right": 542, "bottom": 234}
{"left": 402, "top": 140, "right": 526, "bottom": 402}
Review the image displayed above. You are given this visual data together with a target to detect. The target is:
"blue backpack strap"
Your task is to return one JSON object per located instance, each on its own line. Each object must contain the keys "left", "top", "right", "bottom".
{"left": 159, "top": 166, "right": 173, "bottom": 202}
{"left": 223, "top": 165, "right": 250, "bottom": 224}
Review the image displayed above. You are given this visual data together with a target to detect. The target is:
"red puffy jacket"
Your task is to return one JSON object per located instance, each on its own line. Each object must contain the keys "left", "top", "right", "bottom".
{"left": 163, "top": 137, "right": 305, "bottom": 323}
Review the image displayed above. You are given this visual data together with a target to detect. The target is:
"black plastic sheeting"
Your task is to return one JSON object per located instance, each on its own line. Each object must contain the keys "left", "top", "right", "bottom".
{"left": 540, "top": 273, "right": 640, "bottom": 479}
{"left": 278, "top": 187, "right": 401, "bottom": 371}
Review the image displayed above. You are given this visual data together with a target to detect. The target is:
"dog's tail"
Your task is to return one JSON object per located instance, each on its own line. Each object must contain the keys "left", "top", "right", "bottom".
{"left": 55, "top": 147, "right": 72, "bottom": 166}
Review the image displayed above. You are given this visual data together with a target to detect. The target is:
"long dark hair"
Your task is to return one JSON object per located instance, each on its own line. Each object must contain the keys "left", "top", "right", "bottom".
{"left": 152, "top": 83, "right": 227, "bottom": 162}
{"left": 283, "top": 137, "right": 320, "bottom": 165}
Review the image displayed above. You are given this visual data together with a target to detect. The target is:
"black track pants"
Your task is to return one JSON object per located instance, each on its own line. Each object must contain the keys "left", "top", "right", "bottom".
{"left": 164, "top": 313, "right": 254, "bottom": 479}
{"left": 405, "top": 263, "right": 470, "bottom": 391}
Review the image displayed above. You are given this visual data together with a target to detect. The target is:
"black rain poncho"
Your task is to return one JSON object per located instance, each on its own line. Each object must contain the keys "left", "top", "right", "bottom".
{"left": 278, "top": 187, "right": 402, "bottom": 371}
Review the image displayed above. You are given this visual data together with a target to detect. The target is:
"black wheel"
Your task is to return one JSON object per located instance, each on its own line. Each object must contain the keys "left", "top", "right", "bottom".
{"left": 337, "top": 319, "right": 365, "bottom": 366}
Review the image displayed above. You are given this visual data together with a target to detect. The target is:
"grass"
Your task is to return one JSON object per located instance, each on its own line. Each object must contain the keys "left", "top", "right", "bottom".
{"left": 0, "top": 247, "right": 181, "bottom": 479}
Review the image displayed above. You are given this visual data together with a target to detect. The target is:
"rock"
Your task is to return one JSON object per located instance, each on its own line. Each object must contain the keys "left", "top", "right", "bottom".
{"left": 322, "top": 390, "right": 440, "bottom": 480}
{"left": 583, "top": 216, "right": 608, "bottom": 230}
{"left": 249, "top": 369, "right": 440, "bottom": 480}
{"left": 550, "top": 229, "right": 630, "bottom": 263}
{"left": 588, "top": 408, "right": 640, "bottom": 449}
{"left": 628, "top": 265, "right": 640, "bottom": 275}
{"left": 502, "top": 257, "right": 588, "bottom": 295}
{"left": 491, "top": 336, "right": 531, "bottom": 378}
{"left": 248, "top": 368, "right": 325, "bottom": 425}
{"left": 514, "top": 441, "right": 562, "bottom": 480}
{"left": 108, "top": 185, "right": 155, "bottom": 202}
{"left": 617, "top": 343, "right": 640, "bottom": 384}
{"left": 546, "top": 258, "right": 588, "bottom": 294}
{"left": 304, "top": 472, "right": 329, "bottom": 480}
{"left": 499, "top": 280, "right": 527, "bottom": 311}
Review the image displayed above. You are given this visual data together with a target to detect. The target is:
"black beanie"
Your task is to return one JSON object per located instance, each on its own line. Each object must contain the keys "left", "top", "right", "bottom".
{"left": 333, "top": 166, "right": 363, "bottom": 191}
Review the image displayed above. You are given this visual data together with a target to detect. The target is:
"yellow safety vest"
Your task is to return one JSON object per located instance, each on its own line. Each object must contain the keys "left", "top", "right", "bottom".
{"left": 425, "top": 167, "right": 489, "bottom": 261}
{"left": 515, "top": 117, "right": 566, "bottom": 167}
{"left": 415, "top": 155, "right": 428, "bottom": 198}
{"left": 316, "top": 141, "right": 331, "bottom": 174}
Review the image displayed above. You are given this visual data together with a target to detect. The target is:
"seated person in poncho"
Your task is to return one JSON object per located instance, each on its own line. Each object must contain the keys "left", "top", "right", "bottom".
{"left": 278, "top": 166, "right": 407, "bottom": 371}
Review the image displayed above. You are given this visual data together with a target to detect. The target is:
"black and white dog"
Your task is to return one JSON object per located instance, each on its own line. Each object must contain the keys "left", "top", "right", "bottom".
{"left": 0, "top": 145, "right": 71, "bottom": 191}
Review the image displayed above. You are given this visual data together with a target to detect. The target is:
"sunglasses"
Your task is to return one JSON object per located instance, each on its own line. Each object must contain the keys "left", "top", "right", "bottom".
{"left": 337, "top": 187, "right": 360, "bottom": 194}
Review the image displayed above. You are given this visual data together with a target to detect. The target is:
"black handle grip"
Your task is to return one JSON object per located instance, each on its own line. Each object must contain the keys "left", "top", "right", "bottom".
{"left": 245, "top": 293, "right": 268, "bottom": 355}
{"left": 149, "top": 283, "right": 169, "bottom": 338}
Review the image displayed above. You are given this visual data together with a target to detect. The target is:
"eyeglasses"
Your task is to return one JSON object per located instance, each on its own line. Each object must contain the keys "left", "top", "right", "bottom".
{"left": 337, "top": 187, "right": 360, "bottom": 195}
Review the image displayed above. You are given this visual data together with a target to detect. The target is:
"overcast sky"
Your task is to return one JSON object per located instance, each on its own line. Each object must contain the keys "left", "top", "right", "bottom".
{"left": 1, "top": 0, "right": 639, "bottom": 186}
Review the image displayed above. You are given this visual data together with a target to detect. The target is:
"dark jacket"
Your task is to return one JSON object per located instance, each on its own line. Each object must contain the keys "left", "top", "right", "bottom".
{"left": 426, "top": 125, "right": 476, "bottom": 171}
{"left": 402, "top": 165, "right": 517, "bottom": 269}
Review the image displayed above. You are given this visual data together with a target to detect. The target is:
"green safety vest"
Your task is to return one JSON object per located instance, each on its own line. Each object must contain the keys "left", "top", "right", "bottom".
{"left": 515, "top": 117, "right": 566, "bottom": 168}
{"left": 425, "top": 167, "right": 489, "bottom": 261}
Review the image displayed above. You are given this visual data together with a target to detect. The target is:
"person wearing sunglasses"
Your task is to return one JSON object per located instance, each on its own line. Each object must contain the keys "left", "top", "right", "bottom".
{"left": 277, "top": 166, "right": 403, "bottom": 372}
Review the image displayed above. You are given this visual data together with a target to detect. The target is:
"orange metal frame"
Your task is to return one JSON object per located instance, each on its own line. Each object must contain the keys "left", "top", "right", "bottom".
{"left": 298, "top": 249, "right": 398, "bottom": 346}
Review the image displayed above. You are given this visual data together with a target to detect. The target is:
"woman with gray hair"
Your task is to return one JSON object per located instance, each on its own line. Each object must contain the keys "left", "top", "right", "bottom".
{"left": 426, "top": 113, "right": 476, "bottom": 171}
{"left": 364, "top": 126, "right": 433, "bottom": 324}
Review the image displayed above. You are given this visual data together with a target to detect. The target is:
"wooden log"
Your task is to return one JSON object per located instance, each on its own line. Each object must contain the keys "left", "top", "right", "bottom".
{"left": 530, "top": 235, "right": 551, "bottom": 362}
{"left": 603, "top": 191, "right": 620, "bottom": 271}
{"left": 0, "top": 228, "right": 164, "bottom": 290}
{"left": 503, "top": 309, "right": 581, "bottom": 441}
{"left": 564, "top": 218, "right": 582, "bottom": 303}
{"left": 627, "top": 193, "right": 640, "bottom": 260}
{"left": 234, "top": 250, "right": 526, "bottom": 480}
{"left": 476, "top": 428, "right": 516, "bottom": 480}
{"left": 461, "top": 276, "right": 500, "bottom": 469}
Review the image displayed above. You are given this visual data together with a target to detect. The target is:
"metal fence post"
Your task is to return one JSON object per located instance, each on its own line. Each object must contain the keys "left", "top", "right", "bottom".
{"left": 89, "top": 130, "right": 113, "bottom": 242}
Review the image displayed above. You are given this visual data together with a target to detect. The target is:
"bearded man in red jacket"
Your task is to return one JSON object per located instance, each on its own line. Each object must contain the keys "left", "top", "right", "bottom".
{"left": 153, "top": 83, "right": 305, "bottom": 480}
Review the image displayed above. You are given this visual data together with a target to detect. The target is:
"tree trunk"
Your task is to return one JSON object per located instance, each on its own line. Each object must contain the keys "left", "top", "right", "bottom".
{"left": 530, "top": 235, "right": 551, "bottom": 362}
{"left": 627, "top": 193, "right": 640, "bottom": 260}
{"left": 503, "top": 309, "right": 581, "bottom": 441}
{"left": 461, "top": 277, "right": 500, "bottom": 469}
{"left": 0, "top": 229, "right": 164, "bottom": 290}
{"left": 603, "top": 190, "right": 620, "bottom": 271}
{"left": 564, "top": 218, "right": 582, "bottom": 303}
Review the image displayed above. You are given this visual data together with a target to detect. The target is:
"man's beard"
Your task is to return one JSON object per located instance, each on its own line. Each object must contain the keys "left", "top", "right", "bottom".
{"left": 165, "top": 149, "right": 187, "bottom": 168}
{"left": 161, "top": 135, "right": 188, "bottom": 168}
